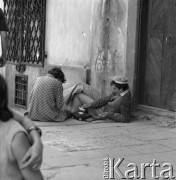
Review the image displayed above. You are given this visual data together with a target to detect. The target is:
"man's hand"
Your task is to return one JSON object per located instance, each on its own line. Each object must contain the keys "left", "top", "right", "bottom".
{"left": 0, "top": 56, "right": 6, "bottom": 67}
{"left": 111, "top": 95, "right": 119, "bottom": 101}
{"left": 98, "top": 112, "right": 109, "bottom": 118}
{"left": 21, "top": 140, "right": 43, "bottom": 170}
{"left": 93, "top": 112, "right": 110, "bottom": 120}
{"left": 82, "top": 103, "right": 92, "bottom": 109}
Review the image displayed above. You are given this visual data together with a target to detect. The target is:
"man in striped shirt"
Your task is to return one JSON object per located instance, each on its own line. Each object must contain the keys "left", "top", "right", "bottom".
{"left": 28, "top": 68, "right": 71, "bottom": 122}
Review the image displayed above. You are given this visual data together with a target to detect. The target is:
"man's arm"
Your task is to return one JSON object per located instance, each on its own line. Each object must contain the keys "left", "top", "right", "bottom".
{"left": 90, "top": 95, "right": 112, "bottom": 109}
{"left": 12, "top": 132, "right": 44, "bottom": 180}
{"left": 11, "top": 108, "right": 43, "bottom": 170}
{"left": 82, "top": 94, "right": 112, "bottom": 110}
{"left": 55, "top": 81, "right": 64, "bottom": 111}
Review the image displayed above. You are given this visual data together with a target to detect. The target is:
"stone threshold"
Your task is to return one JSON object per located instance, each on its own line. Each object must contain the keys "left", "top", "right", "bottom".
{"left": 134, "top": 105, "right": 176, "bottom": 120}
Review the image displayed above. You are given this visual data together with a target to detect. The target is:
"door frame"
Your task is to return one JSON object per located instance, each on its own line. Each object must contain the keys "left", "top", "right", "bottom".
{"left": 136, "top": 0, "right": 173, "bottom": 110}
{"left": 135, "top": 0, "right": 150, "bottom": 105}
{"left": 136, "top": 0, "right": 173, "bottom": 109}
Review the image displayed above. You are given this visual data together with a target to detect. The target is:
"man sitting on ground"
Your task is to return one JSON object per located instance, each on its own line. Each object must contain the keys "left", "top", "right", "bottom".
{"left": 27, "top": 68, "right": 72, "bottom": 122}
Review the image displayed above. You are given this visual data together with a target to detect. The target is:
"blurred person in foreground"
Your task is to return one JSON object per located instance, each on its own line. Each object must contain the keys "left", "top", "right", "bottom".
{"left": 0, "top": 7, "right": 43, "bottom": 170}
{"left": 0, "top": 8, "right": 9, "bottom": 67}
{"left": 0, "top": 74, "right": 44, "bottom": 180}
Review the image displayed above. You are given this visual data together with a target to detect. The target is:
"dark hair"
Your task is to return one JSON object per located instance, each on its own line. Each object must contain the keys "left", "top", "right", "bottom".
{"left": 48, "top": 67, "right": 66, "bottom": 83}
{"left": 110, "top": 80, "right": 129, "bottom": 91}
{"left": 0, "top": 75, "right": 13, "bottom": 122}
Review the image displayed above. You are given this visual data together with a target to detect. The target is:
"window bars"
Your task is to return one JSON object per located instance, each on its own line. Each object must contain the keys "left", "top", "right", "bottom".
{"left": 15, "top": 74, "right": 28, "bottom": 109}
{"left": 4, "top": 0, "right": 46, "bottom": 66}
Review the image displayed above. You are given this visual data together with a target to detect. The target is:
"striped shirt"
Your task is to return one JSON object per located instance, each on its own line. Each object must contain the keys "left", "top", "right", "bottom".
{"left": 28, "top": 74, "right": 67, "bottom": 122}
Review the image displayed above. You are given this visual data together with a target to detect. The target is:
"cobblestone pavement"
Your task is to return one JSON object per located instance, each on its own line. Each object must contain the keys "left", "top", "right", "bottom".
{"left": 37, "top": 112, "right": 176, "bottom": 180}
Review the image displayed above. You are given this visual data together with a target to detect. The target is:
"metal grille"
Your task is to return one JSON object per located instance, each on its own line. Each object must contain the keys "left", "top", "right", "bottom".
{"left": 4, "top": 0, "right": 46, "bottom": 66}
{"left": 15, "top": 75, "right": 28, "bottom": 109}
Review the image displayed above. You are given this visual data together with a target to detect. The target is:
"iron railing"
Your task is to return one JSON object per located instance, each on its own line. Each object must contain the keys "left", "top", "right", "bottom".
{"left": 4, "top": 0, "right": 46, "bottom": 67}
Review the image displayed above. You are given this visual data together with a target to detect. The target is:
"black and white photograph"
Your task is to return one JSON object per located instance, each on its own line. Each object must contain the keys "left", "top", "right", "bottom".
{"left": 0, "top": 0, "right": 176, "bottom": 179}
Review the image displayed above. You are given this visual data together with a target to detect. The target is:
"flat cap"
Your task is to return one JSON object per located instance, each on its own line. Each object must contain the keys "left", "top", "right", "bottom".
{"left": 112, "top": 76, "right": 128, "bottom": 84}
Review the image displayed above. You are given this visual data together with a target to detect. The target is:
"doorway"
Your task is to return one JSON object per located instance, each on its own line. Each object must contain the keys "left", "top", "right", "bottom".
{"left": 138, "top": 0, "right": 176, "bottom": 111}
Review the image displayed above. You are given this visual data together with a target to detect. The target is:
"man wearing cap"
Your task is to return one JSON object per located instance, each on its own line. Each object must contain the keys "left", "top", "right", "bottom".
{"left": 82, "top": 76, "right": 131, "bottom": 123}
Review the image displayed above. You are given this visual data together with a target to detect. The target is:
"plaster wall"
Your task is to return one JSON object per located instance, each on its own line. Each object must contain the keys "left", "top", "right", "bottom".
{"left": 90, "top": 0, "right": 135, "bottom": 96}
{"left": 45, "top": 0, "right": 101, "bottom": 67}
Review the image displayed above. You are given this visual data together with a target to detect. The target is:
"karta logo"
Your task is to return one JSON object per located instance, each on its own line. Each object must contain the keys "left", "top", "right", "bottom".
{"left": 103, "top": 158, "right": 175, "bottom": 179}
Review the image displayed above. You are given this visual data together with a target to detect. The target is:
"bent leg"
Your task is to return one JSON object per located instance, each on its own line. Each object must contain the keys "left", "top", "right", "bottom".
{"left": 67, "top": 95, "right": 82, "bottom": 112}
{"left": 77, "top": 93, "right": 103, "bottom": 116}
{"left": 82, "top": 83, "right": 101, "bottom": 101}
{"left": 67, "top": 93, "right": 94, "bottom": 112}
{"left": 77, "top": 93, "right": 94, "bottom": 104}
{"left": 66, "top": 93, "right": 95, "bottom": 113}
